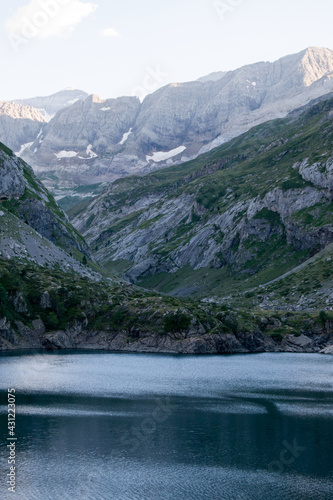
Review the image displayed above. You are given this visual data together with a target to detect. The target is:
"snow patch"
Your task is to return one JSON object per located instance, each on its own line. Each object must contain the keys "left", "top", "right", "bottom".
{"left": 68, "top": 98, "right": 80, "bottom": 105}
{"left": 119, "top": 128, "right": 132, "bottom": 145}
{"left": 146, "top": 146, "right": 186, "bottom": 163}
{"left": 100, "top": 107, "right": 112, "bottom": 111}
{"left": 15, "top": 142, "right": 33, "bottom": 157}
{"left": 55, "top": 151, "right": 78, "bottom": 159}
{"left": 86, "top": 144, "right": 98, "bottom": 158}
{"left": 252, "top": 81, "right": 257, "bottom": 86}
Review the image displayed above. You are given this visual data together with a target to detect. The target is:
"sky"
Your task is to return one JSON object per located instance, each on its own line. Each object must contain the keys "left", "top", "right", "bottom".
{"left": 1, "top": 0, "right": 333, "bottom": 101}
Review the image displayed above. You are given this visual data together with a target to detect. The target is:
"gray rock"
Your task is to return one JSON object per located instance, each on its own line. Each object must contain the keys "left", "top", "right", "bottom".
{"left": 9, "top": 47, "right": 333, "bottom": 191}
{"left": 0, "top": 149, "right": 26, "bottom": 199}
{"left": 320, "top": 345, "right": 333, "bottom": 354}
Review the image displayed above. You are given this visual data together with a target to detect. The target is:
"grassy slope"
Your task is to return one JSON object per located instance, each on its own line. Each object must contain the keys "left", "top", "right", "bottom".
{"left": 73, "top": 97, "right": 333, "bottom": 302}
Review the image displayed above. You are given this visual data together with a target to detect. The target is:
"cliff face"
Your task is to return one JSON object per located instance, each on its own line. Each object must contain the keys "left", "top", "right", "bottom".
{"left": 0, "top": 102, "right": 45, "bottom": 152}
{"left": 8, "top": 47, "right": 333, "bottom": 193}
{"left": 21, "top": 95, "right": 142, "bottom": 186}
{"left": 0, "top": 144, "right": 26, "bottom": 199}
{"left": 0, "top": 142, "right": 90, "bottom": 259}
{"left": 72, "top": 96, "right": 333, "bottom": 303}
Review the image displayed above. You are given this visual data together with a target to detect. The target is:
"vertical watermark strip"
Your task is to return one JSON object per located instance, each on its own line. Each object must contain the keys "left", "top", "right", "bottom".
{"left": 7, "top": 388, "right": 17, "bottom": 493}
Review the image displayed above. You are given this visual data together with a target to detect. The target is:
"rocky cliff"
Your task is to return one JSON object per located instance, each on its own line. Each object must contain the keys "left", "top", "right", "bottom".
{"left": 7, "top": 47, "right": 333, "bottom": 194}
{"left": 0, "top": 102, "right": 45, "bottom": 152}
{"left": 72, "top": 95, "right": 333, "bottom": 307}
{"left": 0, "top": 142, "right": 91, "bottom": 261}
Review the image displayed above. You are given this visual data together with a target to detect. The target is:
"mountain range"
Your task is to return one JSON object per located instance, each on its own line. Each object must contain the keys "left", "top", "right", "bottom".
{"left": 0, "top": 47, "right": 332, "bottom": 199}
{"left": 71, "top": 93, "right": 333, "bottom": 311}
{"left": 1, "top": 46, "right": 333, "bottom": 353}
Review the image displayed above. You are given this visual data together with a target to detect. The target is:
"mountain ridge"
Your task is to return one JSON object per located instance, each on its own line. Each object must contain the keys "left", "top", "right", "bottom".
{"left": 1, "top": 47, "right": 332, "bottom": 196}
{"left": 70, "top": 94, "right": 333, "bottom": 309}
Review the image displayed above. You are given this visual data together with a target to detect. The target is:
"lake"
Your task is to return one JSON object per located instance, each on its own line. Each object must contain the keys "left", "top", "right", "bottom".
{"left": 0, "top": 352, "right": 333, "bottom": 499}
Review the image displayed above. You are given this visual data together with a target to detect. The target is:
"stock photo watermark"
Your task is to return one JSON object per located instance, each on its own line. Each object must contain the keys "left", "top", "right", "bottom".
{"left": 7, "top": 0, "right": 97, "bottom": 53}
{"left": 120, "top": 397, "right": 175, "bottom": 452}
{"left": 268, "top": 439, "right": 306, "bottom": 474}
{"left": 7, "top": 388, "right": 17, "bottom": 493}
{"left": 213, "top": 0, "right": 245, "bottom": 22}
{"left": 131, "top": 65, "right": 169, "bottom": 101}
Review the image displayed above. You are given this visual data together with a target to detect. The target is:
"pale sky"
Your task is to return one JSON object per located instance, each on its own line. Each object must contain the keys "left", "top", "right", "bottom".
{"left": 2, "top": 0, "right": 333, "bottom": 101}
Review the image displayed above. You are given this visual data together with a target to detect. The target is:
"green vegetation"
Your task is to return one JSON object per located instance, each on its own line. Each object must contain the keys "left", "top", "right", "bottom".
{"left": 163, "top": 311, "right": 192, "bottom": 333}
{"left": 74, "top": 96, "right": 333, "bottom": 301}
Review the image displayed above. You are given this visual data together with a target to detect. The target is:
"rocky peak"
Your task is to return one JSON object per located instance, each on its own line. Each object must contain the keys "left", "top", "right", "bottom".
{"left": 0, "top": 101, "right": 45, "bottom": 122}
{"left": 300, "top": 47, "right": 333, "bottom": 86}
{"left": 14, "top": 88, "right": 89, "bottom": 119}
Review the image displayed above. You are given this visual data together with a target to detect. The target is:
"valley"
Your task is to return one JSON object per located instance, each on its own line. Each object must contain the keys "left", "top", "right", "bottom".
{"left": 0, "top": 47, "right": 333, "bottom": 355}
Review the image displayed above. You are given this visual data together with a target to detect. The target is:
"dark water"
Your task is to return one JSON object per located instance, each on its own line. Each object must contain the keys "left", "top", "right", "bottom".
{"left": 0, "top": 352, "right": 333, "bottom": 500}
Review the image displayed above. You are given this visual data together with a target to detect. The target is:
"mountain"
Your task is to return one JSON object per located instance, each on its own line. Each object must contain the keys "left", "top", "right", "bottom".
{"left": 0, "top": 101, "right": 45, "bottom": 153}
{"left": 23, "top": 94, "right": 141, "bottom": 189}
{"left": 17, "top": 47, "right": 333, "bottom": 194}
{"left": 0, "top": 141, "right": 90, "bottom": 267}
{"left": 0, "top": 143, "right": 332, "bottom": 354}
{"left": 0, "top": 143, "right": 299, "bottom": 355}
{"left": 14, "top": 88, "right": 89, "bottom": 121}
{"left": 71, "top": 94, "right": 333, "bottom": 310}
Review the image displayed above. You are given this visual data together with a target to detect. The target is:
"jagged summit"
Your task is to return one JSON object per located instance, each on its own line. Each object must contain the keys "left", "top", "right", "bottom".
{"left": 1, "top": 47, "right": 333, "bottom": 192}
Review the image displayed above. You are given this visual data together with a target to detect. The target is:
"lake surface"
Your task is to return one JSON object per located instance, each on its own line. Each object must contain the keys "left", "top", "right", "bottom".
{"left": 0, "top": 352, "right": 333, "bottom": 499}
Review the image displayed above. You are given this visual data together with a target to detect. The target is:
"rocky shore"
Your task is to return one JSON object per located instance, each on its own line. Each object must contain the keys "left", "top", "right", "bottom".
{"left": 1, "top": 317, "right": 332, "bottom": 355}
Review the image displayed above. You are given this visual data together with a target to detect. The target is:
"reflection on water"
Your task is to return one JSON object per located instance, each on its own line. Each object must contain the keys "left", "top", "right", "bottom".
{"left": 0, "top": 352, "right": 333, "bottom": 499}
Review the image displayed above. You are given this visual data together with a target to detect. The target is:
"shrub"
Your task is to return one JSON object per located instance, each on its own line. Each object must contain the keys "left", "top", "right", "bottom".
{"left": 163, "top": 311, "right": 191, "bottom": 333}
{"left": 319, "top": 310, "right": 328, "bottom": 327}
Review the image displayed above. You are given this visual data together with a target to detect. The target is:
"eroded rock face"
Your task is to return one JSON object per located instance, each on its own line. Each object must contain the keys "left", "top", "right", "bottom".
{"left": 0, "top": 148, "right": 26, "bottom": 199}
{"left": 0, "top": 102, "right": 45, "bottom": 152}
{"left": 14, "top": 47, "right": 333, "bottom": 190}
{"left": 0, "top": 142, "right": 91, "bottom": 258}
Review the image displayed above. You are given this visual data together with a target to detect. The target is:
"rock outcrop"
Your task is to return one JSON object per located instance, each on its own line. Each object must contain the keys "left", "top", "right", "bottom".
{"left": 0, "top": 141, "right": 91, "bottom": 260}
{"left": 0, "top": 102, "right": 45, "bottom": 152}
{"left": 72, "top": 95, "right": 333, "bottom": 302}
{"left": 1, "top": 316, "right": 332, "bottom": 355}
{"left": 0, "top": 146, "right": 26, "bottom": 199}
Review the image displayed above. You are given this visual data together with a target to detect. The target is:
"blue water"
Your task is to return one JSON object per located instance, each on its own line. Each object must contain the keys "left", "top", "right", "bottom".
{"left": 0, "top": 352, "right": 333, "bottom": 499}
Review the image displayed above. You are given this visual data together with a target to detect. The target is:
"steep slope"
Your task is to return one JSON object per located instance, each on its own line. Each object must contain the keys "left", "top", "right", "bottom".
{"left": 0, "top": 142, "right": 90, "bottom": 260}
{"left": 21, "top": 47, "right": 333, "bottom": 193}
{"left": 72, "top": 95, "right": 333, "bottom": 301}
{"left": 22, "top": 95, "right": 141, "bottom": 194}
{"left": 237, "top": 242, "right": 333, "bottom": 311}
{"left": 0, "top": 102, "right": 45, "bottom": 152}
{"left": 1, "top": 145, "right": 332, "bottom": 354}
